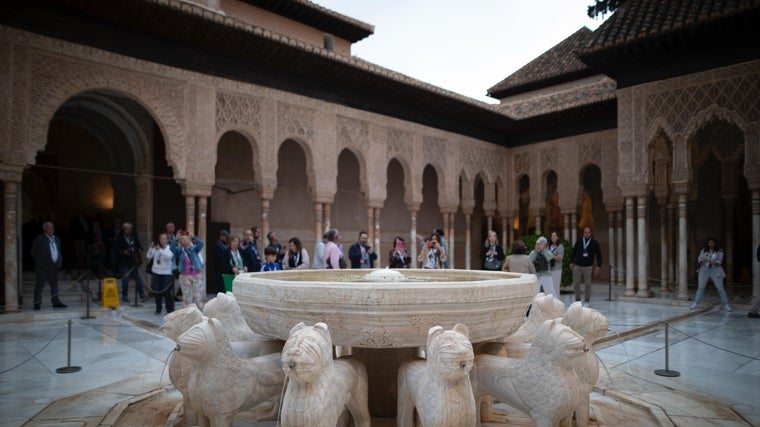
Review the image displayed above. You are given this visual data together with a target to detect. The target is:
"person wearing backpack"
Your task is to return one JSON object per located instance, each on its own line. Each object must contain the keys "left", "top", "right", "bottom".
{"left": 529, "top": 236, "right": 555, "bottom": 296}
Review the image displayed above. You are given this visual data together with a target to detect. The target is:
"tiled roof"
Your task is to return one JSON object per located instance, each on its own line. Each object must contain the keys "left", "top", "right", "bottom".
{"left": 496, "top": 76, "right": 617, "bottom": 120}
{"left": 487, "top": 27, "right": 595, "bottom": 99}
{"left": 582, "top": 0, "right": 760, "bottom": 54}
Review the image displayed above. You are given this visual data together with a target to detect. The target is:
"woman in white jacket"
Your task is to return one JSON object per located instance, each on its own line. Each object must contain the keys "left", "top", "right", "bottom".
{"left": 147, "top": 233, "right": 175, "bottom": 314}
{"left": 690, "top": 237, "right": 732, "bottom": 312}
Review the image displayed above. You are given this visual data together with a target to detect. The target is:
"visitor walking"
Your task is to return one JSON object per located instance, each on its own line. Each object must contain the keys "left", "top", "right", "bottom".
{"left": 690, "top": 237, "right": 732, "bottom": 312}
{"left": 569, "top": 227, "right": 602, "bottom": 304}
{"left": 30, "top": 221, "right": 67, "bottom": 310}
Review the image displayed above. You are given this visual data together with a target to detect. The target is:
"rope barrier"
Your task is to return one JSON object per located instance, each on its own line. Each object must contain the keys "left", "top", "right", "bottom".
{"left": 0, "top": 325, "right": 67, "bottom": 375}
{"left": 607, "top": 264, "right": 750, "bottom": 289}
{"left": 668, "top": 324, "right": 760, "bottom": 361}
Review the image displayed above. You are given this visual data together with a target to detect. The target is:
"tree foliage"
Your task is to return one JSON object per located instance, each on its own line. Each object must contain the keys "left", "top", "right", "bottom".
{"left": 587, "top": 0, "right": 627, "bottom": 18}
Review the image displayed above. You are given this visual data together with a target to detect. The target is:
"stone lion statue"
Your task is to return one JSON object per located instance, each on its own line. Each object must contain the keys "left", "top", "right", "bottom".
{"left": 163, "top": 305, "right": 205, "bottom": 424}
{"left": 176, "top": 317, "right": 284, "bottom": 427}
{"left": 475, "top": 293, "right": 566, "bottom": 423}
{"left": 562, "top": 301, "right": 609, "bottom": 427}
{"left": 472, "top": 318, "right": 587, "bottom": 427}
{"left": 202, "top": 292, "right": 284, "bottom": 356}
{"left": 397, "top": 323, "right": 476, "bottom": 427}
{"left": 280, "top": 322, "right": 371, "bottom": 427}
{"left": 477, "top": 293, "right": 565, "bottom": 358}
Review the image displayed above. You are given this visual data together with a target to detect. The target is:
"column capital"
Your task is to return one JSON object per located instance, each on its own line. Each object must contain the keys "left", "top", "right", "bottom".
{"left": 0, "top": 165, "right": 23, "bottom": 182}
{"left": 181, "top": 182, "right": 212, "bottom": 197}
{"left": 406, "top": 202, "right": 421, "bottom": 213}
{"left": 311, "top": 192, "right": 335, "bottom": 205}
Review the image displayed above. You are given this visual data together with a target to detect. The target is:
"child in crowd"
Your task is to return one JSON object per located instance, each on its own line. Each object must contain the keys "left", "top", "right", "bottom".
{"left": 261, "top": 245, "right": 282, "bottom": 272}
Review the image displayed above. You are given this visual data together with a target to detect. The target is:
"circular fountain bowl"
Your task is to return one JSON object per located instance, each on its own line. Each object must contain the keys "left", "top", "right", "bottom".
{"left": 234, "top": 269, "right": 535, "bottom": 348}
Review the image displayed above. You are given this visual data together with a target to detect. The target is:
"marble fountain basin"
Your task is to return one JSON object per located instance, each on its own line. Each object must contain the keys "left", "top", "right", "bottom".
{"left": 233, "top": 268, "right": 535, "bottom": 348}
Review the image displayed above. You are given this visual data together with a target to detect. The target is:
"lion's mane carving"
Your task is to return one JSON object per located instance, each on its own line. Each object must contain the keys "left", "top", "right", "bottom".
{"left": 472, "top": 319, "right": 587, "bottom": 427}
{"left": 163, "top": 305, "right": 205, "bottom": 423}
{"left": 280, "top": 322, "right": 371, "bottom": 427}
{"left": 397, "top": 323, "right": 476, "bottom": 427}
{"left": 176, "top": 317, "right": 284, "bottom": 427}
{"left": 563, "top": 302, "right": 609, "bottom": 427}
{"left": 202, "top": 292, "right": 284, "bottom": 355}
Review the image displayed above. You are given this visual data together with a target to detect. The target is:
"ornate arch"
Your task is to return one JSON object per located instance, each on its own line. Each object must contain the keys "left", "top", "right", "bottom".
{"left": 216, "top": 129, "right": 263, "bottom": 189}
{"left": 273, "top": 136, "right": 316, "bottom": 193}
{"left": 27, "top": 52, "right": 187, "bottom": 177}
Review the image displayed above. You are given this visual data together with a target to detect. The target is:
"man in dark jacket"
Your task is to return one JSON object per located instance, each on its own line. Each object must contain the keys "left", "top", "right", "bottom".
{"left": 30, "top": 221, "right": 67, "bottom": 310}
{"left": 569, "top": 226, "right": 602, "bottom": 304}
{"left": 348, "top": 231, "right": 377, "bottom": 269}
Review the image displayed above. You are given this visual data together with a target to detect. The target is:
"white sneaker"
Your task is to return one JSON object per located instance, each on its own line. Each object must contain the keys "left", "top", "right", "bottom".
{"left": 724, "top": 304, "right": 733, "bottom": 312}
{"left": 689, "top": 303, "right": 698, "bottom": 310}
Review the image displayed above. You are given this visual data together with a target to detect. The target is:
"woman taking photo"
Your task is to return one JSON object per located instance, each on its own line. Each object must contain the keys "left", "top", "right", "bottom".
{"left": 388, "top": 236, "right": 411, "bottom": 268}
{"left": 548, "top": 230, "right": 564, "bottom": 297}
{"left": 480, "top": 230, "right": 505, "bottom": 271}
{"left": 418, "top": 232, "right": 447, "bottom": 269}
{"left": 146, "top": 233, "right": 174, "bottom": 315}
{"left": 170, "top": 231, "right": 205, "bottom": 309}
{"left": 283, "top": 237, "right": 310, "bottom": 270}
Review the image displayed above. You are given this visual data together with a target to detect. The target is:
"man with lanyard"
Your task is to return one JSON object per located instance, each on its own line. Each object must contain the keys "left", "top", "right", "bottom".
{"left": 569, "top": 226, "right": 602, "bottom": 305}
{"left": 349, "top": 230, "right": 377, "bottom": 269}
{"left": 241, "top": 226, "right": 262, "bottom": 274}
{"left": 30, "top": 221, "right": 67, "bottom": 310}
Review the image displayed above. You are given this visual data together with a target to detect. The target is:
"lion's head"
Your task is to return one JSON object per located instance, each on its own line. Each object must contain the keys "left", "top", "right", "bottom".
{"left": 202, "top": 292, "right": 253, "bottom": 341}
{"left": 176, "top": 317, "right": 227, "bottom": 362}
{"left": 163, "top": 304, "right": 204, "bottom": 341}
{"left": 281, "top": 322, "right": 333, "bottom": 383}
{"left": 563, "top": 302, "right": 609, "bottom": 344}
{"left": 532, "top": 319, "right": 587, "bottom": 367}
{"left": 427, "top": 323, "right": 474, "bottom": 382}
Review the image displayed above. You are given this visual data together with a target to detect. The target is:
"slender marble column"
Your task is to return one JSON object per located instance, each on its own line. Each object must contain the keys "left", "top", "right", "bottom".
{"left": 487, "top": 215, "right": 493, "bottom": 234}
{"left": 752, "top": 190, "right": 760, "bottom": 301}
{"left": 564, "top": 213, "right": 570, "bottom": 241}
{"left": 570, "top": 213, "right": 578, "bottom": 244}
{"left": 374, "top": 208, "right": 381, "bottom": 268}
{"left": 677, "top": 194, "right": 689, "bottom": 300}
{"left": 446, "top": 213, "right": 455, "bottom": 269}
{"left": 659, "top": 205, "right": 668, "bottom": 292}
{"left": 4, "top": 179, "right": 20, "bottom": 313}
{"left": 198, "top": 197, "right": 208, "bottom": 260}
{"left": 616, "top": 210, "right": 624, "bottom": 287}
{"left": 410, "top": 210, "right": 418, "bottom": 267}
{"left": 501, "top": 216, "right": 508, "bottom": 250}
{"left": 636, "top": 196, "right": 649, "bottom": 297}
{"left": 185, "top": 196, "right": 196, "bottom": 235}
{"left": 625, "top": 197, "right": 636, "bottom": 296}
{"left": 261, "top": 197, "right": 270, "bottom": 244}
{"left": 723, "top": 197, "right": 735, "bottom": 285}
{"left": 323, "top": 203, "right": 332, "bottom": 232}
{"left": 509, "top": 215, "right": 515, "bottom": 243}
{"left": 465, "top": 213, "right": 472, "bottom": 270}
{"left": 314, "top": 202, "right": 323, "bottom": 243}
{"left": 367, "top": 207, "right": 375, "bottom": 245}
{"left": 534, "top": 211, "right": 541, "bottom": 235}
{"left": 608, "top": 211, "right": 616, "bottom": 286}
{"left": 667, "top": 205, "right": 675, "bottom": 286}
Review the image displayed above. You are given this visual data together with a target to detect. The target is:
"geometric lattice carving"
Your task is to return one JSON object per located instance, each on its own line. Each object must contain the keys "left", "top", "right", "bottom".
{"left": 460, "top": 145, "right": 502, "bottom": 184}
{"left": 578, "top": 142, "right": 601, "bottom": 166}
{"left": 514, "top": 152, "right": 530, "bottom": 175}
{"left": 387, "top": 127, "right": 410, "bottom": 159}
{"left": 216, "top": 92, "right": 262, "bottom": 137}
{"left": 645, "top": 74, "right": 760, "bottom": 136}
{"left": 277, "top": 102, "right": 314, "bottom": 142}
{"left": 693, "top": 118, "right": 744, "bottom": 165}
{"left": 423, "top": 135, "right": 446, "bottom": 168}
{"left": 337, "top": 115, "right": 369, "bottom": 150}
{"left": 541, "top": 148, "right": 558, "bottom": 171}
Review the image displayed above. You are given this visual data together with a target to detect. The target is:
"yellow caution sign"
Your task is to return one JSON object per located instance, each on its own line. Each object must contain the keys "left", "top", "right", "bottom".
{"left": 102, "top": 277, "right": 120, "bottom": 308}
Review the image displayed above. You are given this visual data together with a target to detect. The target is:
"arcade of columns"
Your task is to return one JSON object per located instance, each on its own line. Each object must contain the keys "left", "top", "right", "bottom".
{"left": 1, "top": 28, "right": 759, "bottom": 313}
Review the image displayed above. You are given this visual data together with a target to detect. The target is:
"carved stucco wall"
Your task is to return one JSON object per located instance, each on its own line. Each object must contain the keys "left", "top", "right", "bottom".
{"left": 2, "top": 25, "right": 630, "bottom": 222}
{"left": 618, "top": 59, "right": 760, "bottom": 193}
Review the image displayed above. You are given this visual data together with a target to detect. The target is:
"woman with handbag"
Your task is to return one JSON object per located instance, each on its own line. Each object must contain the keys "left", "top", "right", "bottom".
{"left": 480, "top": 230, "right": 505, "bottom": 271}
{"left": 146, "top": 233, "right": 174, "bottom": 315}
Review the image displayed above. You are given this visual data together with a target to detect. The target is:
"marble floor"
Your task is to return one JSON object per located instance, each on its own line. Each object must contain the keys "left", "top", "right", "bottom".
{"left": 1, "top": 278, "right": 758, "bottom": 426}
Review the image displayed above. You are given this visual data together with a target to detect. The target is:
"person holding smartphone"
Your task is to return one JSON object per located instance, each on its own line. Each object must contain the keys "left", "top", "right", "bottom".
{"left": 418, "top": 232, "right": 447, "bottom": 269}
{"left": 388, "top": 236, "right": 411, "bottom": 268}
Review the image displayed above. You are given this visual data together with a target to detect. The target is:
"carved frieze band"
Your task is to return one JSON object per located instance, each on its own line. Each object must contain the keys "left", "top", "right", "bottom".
{"left": 216, "top": 91, "right": 263, "bottom": 138}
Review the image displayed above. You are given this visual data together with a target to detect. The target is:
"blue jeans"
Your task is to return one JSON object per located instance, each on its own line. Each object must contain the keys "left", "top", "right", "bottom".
{"left": 694, "top": 267, "right": 728, "bottom": 305}
{"left": 121, "top": 265, "right": 144, "bottom": 299}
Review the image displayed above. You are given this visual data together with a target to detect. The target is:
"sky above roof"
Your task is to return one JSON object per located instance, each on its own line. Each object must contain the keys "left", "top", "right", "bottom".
{"left": 312, "top": 0, "right": 609, "bottom": 103}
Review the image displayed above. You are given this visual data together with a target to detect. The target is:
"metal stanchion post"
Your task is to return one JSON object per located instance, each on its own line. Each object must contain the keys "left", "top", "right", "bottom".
{"left": 654, "top": 323, "right": 680, "bottom": 377}
{"left": 56, "top": 319, "right": 82, "bottom": 374}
